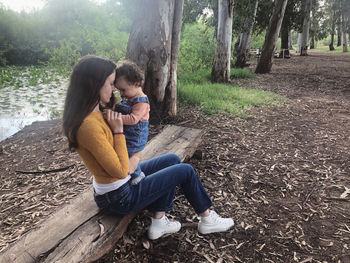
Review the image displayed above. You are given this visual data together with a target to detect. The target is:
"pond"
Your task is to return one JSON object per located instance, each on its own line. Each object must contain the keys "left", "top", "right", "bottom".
{"left": 0, "top": 66, "right": 67, "bottom": 142}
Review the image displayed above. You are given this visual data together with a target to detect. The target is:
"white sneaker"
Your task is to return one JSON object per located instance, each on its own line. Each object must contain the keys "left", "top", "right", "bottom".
{"left": 148, "top": 215, "right": 181, "bottom": 240}
{"left": 198, "top": 210, "right": 234, "bottom": 234}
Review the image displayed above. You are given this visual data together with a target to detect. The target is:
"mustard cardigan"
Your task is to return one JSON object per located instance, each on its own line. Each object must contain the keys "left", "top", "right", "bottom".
{"left": 76, "top": 112, "right": 129, "bottom": 184}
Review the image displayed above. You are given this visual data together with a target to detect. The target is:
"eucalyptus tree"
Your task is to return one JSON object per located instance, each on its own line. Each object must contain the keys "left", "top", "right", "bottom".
{"left": 126, "top": 0, "right": 184, "bottom": 120}
{"left": 340, "top": 0, "right": 349, "bottom": 52}
{"left": 300, "top": 0, "right": 312, "bottom": 56}
{"left": 234, "top": 0, "right": 259, "bottom": 68}
{"left": 279, "top": 0, "right": 302, "bottom": 57}
{"left": 337, "top": 22, "right": 342, "bottom": 46}
{"left": 309, "top": 0, "right": 327, "bottom": 49}
{"left": 255, "top": 0, "right": 288, "bottom": 74}
{"left": 211, "top": 0, "right": 234, "bottom": 83}
{"left": 327, "top": 0, "right": 338, "bottom": 50}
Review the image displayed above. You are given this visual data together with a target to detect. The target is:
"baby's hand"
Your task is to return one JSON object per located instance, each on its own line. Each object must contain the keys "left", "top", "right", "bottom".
{"left": 103, "top": 109, "right": 123, "bottom": 133}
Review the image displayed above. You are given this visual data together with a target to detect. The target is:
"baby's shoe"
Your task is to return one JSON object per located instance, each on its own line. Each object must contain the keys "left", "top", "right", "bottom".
{"left": 148, "top": 215, "right": 181, "bottom": 240}
{"left": 198, "top": 210, "right": 234, "bottom": 234}
{"left": 130, "top": 171, "right": 145, "bottom": 185}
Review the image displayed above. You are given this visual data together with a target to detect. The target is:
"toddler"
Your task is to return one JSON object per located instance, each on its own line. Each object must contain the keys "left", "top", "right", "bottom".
{"left": 114, "top": 61, "right": 150, "bottom": 185}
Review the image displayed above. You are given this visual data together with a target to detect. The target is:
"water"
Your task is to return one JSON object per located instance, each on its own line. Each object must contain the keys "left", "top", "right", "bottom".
{"left": 0, "top": 66, "right": 67, "bottom": 142}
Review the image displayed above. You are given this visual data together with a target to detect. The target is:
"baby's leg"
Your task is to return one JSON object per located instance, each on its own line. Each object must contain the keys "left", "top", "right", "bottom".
{"left": 130, "top": 152, "right": 145, "bottom": 185}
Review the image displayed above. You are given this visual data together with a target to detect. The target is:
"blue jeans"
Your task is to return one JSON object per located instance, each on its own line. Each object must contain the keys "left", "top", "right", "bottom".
{"left": 94, "top": 154, "right": 213, "bottom": 215}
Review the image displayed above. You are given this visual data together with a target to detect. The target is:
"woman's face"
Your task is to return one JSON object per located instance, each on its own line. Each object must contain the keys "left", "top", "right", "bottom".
{"left": 99, "top": 71, "right": 116, "bottom": 104}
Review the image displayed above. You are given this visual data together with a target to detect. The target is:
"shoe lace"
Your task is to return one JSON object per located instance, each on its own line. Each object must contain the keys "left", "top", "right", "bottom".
{"left": 210, "top": 211, "right": 226, "bottom": 223}
{"left": 163, "top": 216, "right": 173, "bottom": 226}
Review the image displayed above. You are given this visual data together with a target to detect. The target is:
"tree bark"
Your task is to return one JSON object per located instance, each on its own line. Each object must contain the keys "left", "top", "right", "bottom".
{"left": 255, "top": 0, "right": 288, "bottom": 74}
{"left": 288, "top": 30, "right": 293, "bottom": 50}
{"left": 341, "top": 3, "right": 348, "bottom": 52}
{"left": 300, "top": 0, "right": 312, "bottom": 56}
{"left": 329, "top": 10, "right": 336, "bottom": 51}
{"left": 296, "top": 32, "right": 302, "bottom": 53}
{"left": 211, "top": 0, "right": 234, "bottom": 83}
{"left": 310, "top": 36, "right": 315, "bottom": 49}
{"left": 164, "top": 0, "right": 184, "bottom": 117}
{"left": 337, "top": 22, "right": 342, "bottom": 46}
{"left": 330, "top": 33, "right": 335, "bottom": 50}
{"left": 279, "top": 21, "right": 290, "bottom": 58}
{"left": 234, "top": 0, "right": 259, "bottom": 68}
{"left": 126, "top": 0, "right": 184, "bottom": 122}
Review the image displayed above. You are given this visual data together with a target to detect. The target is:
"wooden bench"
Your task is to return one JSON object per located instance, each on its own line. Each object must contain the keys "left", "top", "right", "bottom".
{"left": 274, "top": 49, "right": 290, "bottom": 59}
{"left": 0, "top": 125, "right": 203, "bottom": 263}
{"left": 249, "top": 48, "right": 260, "bottom": 58}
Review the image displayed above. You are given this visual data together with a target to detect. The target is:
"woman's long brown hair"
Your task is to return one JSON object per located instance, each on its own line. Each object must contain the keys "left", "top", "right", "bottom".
{"left": 63, "top": 55, "right": 116, "bottom": 150}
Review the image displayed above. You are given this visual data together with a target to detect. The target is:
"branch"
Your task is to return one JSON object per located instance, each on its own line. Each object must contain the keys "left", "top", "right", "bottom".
{"left": 15, "top": 164, "right": 76, "bottom": 174}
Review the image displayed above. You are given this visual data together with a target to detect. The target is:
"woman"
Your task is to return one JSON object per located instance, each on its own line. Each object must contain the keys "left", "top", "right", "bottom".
{"left": 63, "top": 55, "right": 234, "bottom": 240}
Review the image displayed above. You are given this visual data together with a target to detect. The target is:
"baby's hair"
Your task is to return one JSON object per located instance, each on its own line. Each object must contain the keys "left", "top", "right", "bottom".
{"left": 115, "top": 60, "right": 144, "bottom": 87}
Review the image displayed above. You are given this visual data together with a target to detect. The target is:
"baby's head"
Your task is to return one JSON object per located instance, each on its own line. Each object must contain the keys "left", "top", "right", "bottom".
{"left": 115, "top": 61, "right": 144, "bottom": 99}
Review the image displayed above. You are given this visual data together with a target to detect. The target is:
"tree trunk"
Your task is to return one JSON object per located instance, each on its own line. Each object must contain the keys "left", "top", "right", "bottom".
{"left": 296, "top": 33, "right": 302, "bottom": 53}
{"left": 342, "top": 11, "right": 348, "bottom": 52}
{"left": 310, "top": 36, "right": 315, "bottom": 49}
{"left": 337, "top": 23, "right": 342, "bottom": 46}
{"left": 234, "top": 0, "right": 259, "bottom": 68}
{"left": 234, "top": 33, "right": 249, "bottom": 67}
{"left": 164, "top": 0, "right": 184, "bottom": 116}
{"left": 255, "top": 0, "right": 288, "bottom": 74}
{"left": 211, "top": 0, "right": 234, "bottom": 83}
{"left": 329, "top": 11, "right": 336, "bottom": 51}
{"left": 126, "top": 0, "right": 184, "bottom": 122}
{"left": 330, "top": 33, "right": 335, "bottom": 50}
{"left": 288, "top": 30, "right": 293, "bottom": 49}
{"left": 279, "top": 21, "right": 290, "bottom": 58}
{"left": 300, "top": 0, "right": 312, "bottom": 56}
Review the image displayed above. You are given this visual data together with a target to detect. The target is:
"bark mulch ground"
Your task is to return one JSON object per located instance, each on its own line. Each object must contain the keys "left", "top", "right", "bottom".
{"left": 1, "top": 50, "right": 350, "bottom": 262}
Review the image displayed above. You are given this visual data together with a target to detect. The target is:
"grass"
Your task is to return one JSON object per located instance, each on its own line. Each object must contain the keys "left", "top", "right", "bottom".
{"left": 230, "top": 68, "right": 255, "bottom": 79}
{"left": 290, "top": 44, "right": 350, "bottom": 54}
{"left": 313, "top": 45, "right": 350, "bottom": 54}
{"left": 178, "top": 68, "right": 284, "bottom": 116}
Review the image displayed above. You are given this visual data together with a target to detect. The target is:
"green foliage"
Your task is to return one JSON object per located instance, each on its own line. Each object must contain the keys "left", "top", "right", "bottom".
{"left": 230, "top": 68, "right": 255, "bottom": 79}
{"left": 178, "top": 70, "right": 283, "bottom": 116}
{"left": 178, "top": 23, "right": 216, "bottom": 74}
{"left": 183, "top": 0, "right": 211, "bottom": 24}
{"left": 249, "top": 30, "right": 281, "bottom": 51}
{"left": 0, "top": 66, "right": 64, "bottom": 89}
{"left": 233, "top": 0, "right": 260, "bottom": 34}
{"left": 250, "top": 32, "right": 266, "bottom": 50}
{"left": 46, "top": 40, "right": 82, "bottom": 75}
{"left": 0, "top": 0, "right": 131, "bottom": 69}
{"left": 254, "top": 0, "right": 274, "bottom": 34}
{"left": 178, "top": 68, "right": 211, "bottom": 84}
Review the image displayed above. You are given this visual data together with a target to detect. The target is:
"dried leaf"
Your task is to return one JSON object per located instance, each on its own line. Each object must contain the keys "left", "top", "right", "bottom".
{"left": 142, "top": 240, "right": 150, "bottom": 250}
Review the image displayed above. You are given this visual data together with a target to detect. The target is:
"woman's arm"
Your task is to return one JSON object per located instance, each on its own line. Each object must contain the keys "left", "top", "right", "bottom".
{"left": 128, "top": 153, "right": 140, "bottom": 175}
{"left": 77, "top": 118, "right": 129, "bottom": 179}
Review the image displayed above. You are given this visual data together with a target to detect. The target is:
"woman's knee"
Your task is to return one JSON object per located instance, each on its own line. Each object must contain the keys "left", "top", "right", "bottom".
{"left": 163, "top": 153, "right": 181, "bottom": 165}
{"left": 176, "top": 163, "right": 196, "bottom": 177}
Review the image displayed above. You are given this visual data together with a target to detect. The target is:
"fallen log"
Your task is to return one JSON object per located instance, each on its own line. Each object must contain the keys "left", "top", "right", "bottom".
{"left": 1, "top": 125, "right": 203, "bottom": 263}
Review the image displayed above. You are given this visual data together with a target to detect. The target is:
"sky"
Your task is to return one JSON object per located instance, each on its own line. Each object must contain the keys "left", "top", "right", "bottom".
{"left": 0, "top": 0, "right": 107, "bottom": 12}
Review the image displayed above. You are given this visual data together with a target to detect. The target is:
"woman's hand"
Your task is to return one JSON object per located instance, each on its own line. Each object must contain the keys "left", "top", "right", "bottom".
{"left": 128, "top": 154, "right": 140, "bottom": 175}
{"left": 103, "top": 109, "right": 123, "bottom": 133}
